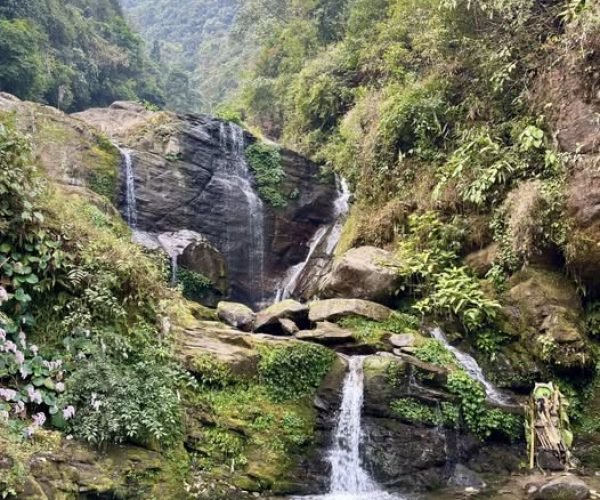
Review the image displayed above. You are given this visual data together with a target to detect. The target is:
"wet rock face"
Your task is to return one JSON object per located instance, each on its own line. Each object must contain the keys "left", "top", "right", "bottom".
{"left": 360, "top": 354, "right": 520, "bottom": 492}
{"left": 76, "top": 107, "right": 338, "bottom": 307}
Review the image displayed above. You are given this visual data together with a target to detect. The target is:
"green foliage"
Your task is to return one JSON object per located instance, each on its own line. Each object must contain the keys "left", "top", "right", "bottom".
{"left": 585, "top": 302, "right": 600, "bottom": 338}
{"left": 65, "top": 351, "right": 184, "bottom": 447}
{"left": 415, "top": 267, "right": 502, "bottom": 331}
{"left": 177, "top": 268, "right": 213, "bottom": 302}
{"left": 0, "top": 0, "right": 164, "bottom": 111}
{"left": 391, "top": 397, "right": 459, "bottom": 426}
{"left": 122, "top": 0, "right": 254, "bottom": 113}
{"left": 257, "top": 343, "right": 335, "bottom": 401}
{"left": 0, "top": 120, "right": 69, "bottom": 331}
{"left": 245, "top": 142, "right": 287, "bottom": 207}
{"left": 413, "top": 339, "right": 456, "bottom": 367}
{"left": 191, "top": 355, "right": 236, "bottom": 388}
{"left": 447, "top": 370, "right": 522, "bottom": 440}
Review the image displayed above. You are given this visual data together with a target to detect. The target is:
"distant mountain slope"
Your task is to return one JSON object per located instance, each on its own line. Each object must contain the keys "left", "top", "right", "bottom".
{"left": 121, "top": 0, "right": 255, "bottom": 113}
{"left": 0, "top": 0, "right": 163, "bottom": 111}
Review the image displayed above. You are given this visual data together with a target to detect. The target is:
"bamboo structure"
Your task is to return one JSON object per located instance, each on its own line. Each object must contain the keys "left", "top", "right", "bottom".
{"left": 526, "top": 382, "right": 573, "bottom": 471}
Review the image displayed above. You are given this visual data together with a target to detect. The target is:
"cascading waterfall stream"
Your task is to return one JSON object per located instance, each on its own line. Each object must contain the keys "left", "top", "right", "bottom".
{"left": 430, "top": 327, "right": 510, "bottom": 405}
{"left": 118, "top": 147, "right": 138, "bottom": 229}
{"left": 217, "top": 122, "right": 266, "bottom": 303}
{"left": 276, "top": 176, "right": 351, "bottom": 302}
{"left": 298, "top": 357, "right": 404, "bottom": 500}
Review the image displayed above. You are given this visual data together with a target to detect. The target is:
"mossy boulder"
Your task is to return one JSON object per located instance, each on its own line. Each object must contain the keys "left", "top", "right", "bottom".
{"left": 505, "top": 268, "right": 592, "bottom": 372}
{"left": 217, "top": 301, "right": 255, "bottom": 332}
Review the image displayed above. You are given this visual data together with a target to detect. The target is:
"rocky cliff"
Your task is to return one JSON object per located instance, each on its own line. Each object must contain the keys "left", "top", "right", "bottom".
{"left": 73, "top": 103, "right": 341, "bottom": 307}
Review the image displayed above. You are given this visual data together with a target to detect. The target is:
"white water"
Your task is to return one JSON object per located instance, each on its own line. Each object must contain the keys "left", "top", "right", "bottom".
{"left": 275, "top": 176, "right": 351, "bottom": 301}
{"left": 275, "top": 226, "right": 329, "bottom": 302}
{"left": 297, "top": 357, "right": 405, "bottom": 500}
{"left": 118, "top": 147, "right": 138, "bottom": 228}
{"left": 324, "top": 176, "right": 351, "bottom": 255}
{"left": 430, "top": 328, "right": 509, "bottom": 405}
{"left": 217, "top": 122, "right": 266, "bottom": 302}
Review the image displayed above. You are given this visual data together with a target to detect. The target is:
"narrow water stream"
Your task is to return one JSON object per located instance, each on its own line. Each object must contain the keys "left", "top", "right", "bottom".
{"left": 429, "top": 328, "right": 509, "bottom": 405}
{"left": 297, "top": 357, "right": 405, "bottom": 500}
{"left": 118, "top": 146, "right": 138, "bottom": 228}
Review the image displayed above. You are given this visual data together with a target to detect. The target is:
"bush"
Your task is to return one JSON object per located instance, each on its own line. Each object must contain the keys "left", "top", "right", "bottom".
{"left": 177, "top": 268, "right": 213, "bottom": 302}
{"left": 65, "top": 353, "right": 183, "bottom": 447}
{"left": 258, "top": 343, "right": 335, "bottom": 401}
{"left": 245, "top": 142, "right": 287, "bottom": 208}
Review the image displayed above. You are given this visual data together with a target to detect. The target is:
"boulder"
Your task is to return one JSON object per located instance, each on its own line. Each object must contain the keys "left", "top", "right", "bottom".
{"left": 296, "top": 322, "right": 355, "bottom": 345}
{"left": 528, "top": 475, "right": 590, "bottom": 500}
{"left": 506, "top": 269, "right": 592, "bottom": 371}
{"left": 178, "top": 322, "right": 259, "bottom": 377}
{"left": 279, "top": 318, "right": 300, "bottom": 335}
{"left": 389, "top": 333, "right": 417, "bottom": 349}
{"left": 179, "top": 236, "right": 229, "bottom": 295}
{"left": 217, "top": 302, "right": 255, "bottom": 332}
{"left": 318, "top": 246, "right": 402, "bottom": 304}
{"left": 254, "top": 300, "right": 310, "bottom": 334}
{"left": 308, "top": 299, "right": 394, "bottom": 324}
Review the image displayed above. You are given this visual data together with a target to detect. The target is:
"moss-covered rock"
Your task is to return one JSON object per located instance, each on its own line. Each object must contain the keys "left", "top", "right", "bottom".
{"left": 504, "top": 268, "right": 592, "bottom": 371}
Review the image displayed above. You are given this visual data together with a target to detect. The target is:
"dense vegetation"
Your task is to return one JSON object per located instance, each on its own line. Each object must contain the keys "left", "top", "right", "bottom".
{"left": 0, "top": 0, "right": 164, "bottom": 111}
{"left": 121, "top": 0, "right": 256, "bottom": 113}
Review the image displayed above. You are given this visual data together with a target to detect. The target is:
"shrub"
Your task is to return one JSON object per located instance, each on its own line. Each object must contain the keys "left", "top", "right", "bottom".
{"left": 258, "top": 343, "right": 335, "bottom": 401}
{"left": 64, "top": 353, "right": 183, "bottom": 447}
{"left": 177, "top": 268, "right": 213, "bottom": 302}
{"left": 414, "top": 339, "right": 456, "bottom": 367}
{"left": 245, "top": 142, "right": 287, "bottom": 208}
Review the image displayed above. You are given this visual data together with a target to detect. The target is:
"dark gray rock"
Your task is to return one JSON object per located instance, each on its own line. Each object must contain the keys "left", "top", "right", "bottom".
{"left": 529, "top": 475, "right": 590, "bottom": 500}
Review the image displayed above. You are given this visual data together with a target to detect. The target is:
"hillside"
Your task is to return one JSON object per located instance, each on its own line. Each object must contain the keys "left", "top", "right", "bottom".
{"left": 0, "top": 0, "right": 163, "bottom": 112}
{"left": 121, "top": 0, "right": 256, "bottom": 113}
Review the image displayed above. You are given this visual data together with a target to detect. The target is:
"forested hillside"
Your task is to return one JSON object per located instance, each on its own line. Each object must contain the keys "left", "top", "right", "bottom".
{"left": 0, "top": 0, "right": 163, "bottom": 112}
{"left": 121, "top": 0, "right": 255, "bottom": 113}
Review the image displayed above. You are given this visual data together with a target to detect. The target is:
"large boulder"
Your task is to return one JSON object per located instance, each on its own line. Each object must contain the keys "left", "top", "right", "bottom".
{"left": 178, "top": 322, "right": 260, "bottom": 377}
{"left": 254, "top": 300, "right": 310, "bottom": 334}
{"left": 505, "top": 269, "right": 592, "bottom": 371}
{"left": 528, "top": 475, "right": 590, "bottom": 500}
{"left": 318, "top": 246, "right": 402, "bottom": 304}
{"left": 308, "top": 298, "right": 394, "bottom": 323}
{"left": 217, "top": 302, "right": 255, "bottom": 332}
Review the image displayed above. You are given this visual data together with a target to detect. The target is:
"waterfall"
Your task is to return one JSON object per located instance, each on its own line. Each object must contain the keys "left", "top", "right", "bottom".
{"left": 216, "top": 122, "right": 266, "bottom": 303}
{"left": 276, "top": 176, "right": 351, "bottom": 302}
{"left": 275, "top": 226, "right": 329, "bottom": 302}
{"left": 324, "top": 176, "right": 351, "bottom": 255}
{"left": 118, "top": 147, "right": 138, "bottom": 228}
{"left": 297, "top": 357, "right": 404, "bottom": 500}
{"left": 430, "top": 328, "right": 509, "bottom": 405}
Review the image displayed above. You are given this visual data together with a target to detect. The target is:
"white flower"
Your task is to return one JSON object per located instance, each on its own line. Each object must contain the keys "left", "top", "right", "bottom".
{"left": 32, "top": 412, "right": 46, "bottom": 427}
{"left": 63, "top": 405, "right": 76, "bottom": 420}
{"left": 15, "top": 350, "right": 25, "bottom": 365}
{"left": 0, "top": 287, "right": 8, "bottom": 304}
{"left": 17, "top": 331, "right": 26, "bottom": 347}
{"left": 27, "top": 386, "right": 42, "bottom": 405}
{"left": 30, "top": 345, "right": 38, "bottom": 356}
{"left": 55, "top": 382, "right": 65, "bottom": 393}
{"left": 0, "top": 328, "right": 6, "bottom": 341}
{"left": 0, "top": 388, "right": 17, "bottom": 401}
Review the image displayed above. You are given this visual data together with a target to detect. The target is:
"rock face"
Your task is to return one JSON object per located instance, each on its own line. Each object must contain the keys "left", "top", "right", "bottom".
{"left": 75, "top": 105, "right": 340, "bottom": 307}
{"left": 308, "top": 298, "right": 394, "bottom": 323}
{"left": 506, "top": 268, "right": 592, "bottom": 371}
{"left": 361, "top": 354, "right": 520, "bottom": 492}
{"left": 317, "top": 246, "right": 402, "bottom": 304}
{"left": 566, "top": 156, "right": 600, "bottom": 294}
